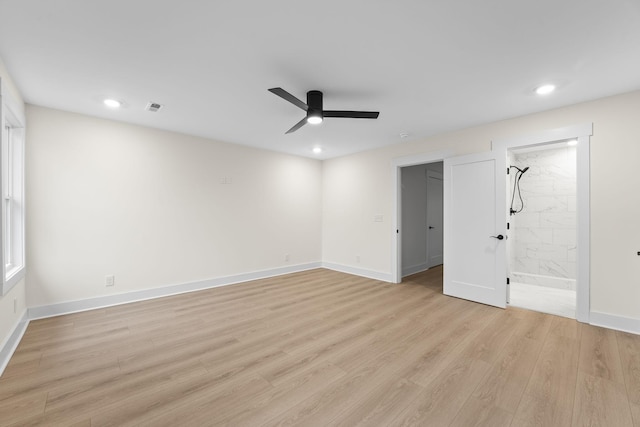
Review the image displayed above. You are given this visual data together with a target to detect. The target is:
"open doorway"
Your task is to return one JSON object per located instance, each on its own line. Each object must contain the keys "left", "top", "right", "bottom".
{"left": 400, "top": 162, "right": 444, "bottom": 278}
{"left": 507, "top": 140, "right": 578, "bottom": 319}
{"left": 391, "top": 151, "right": 448, "bottom": 285}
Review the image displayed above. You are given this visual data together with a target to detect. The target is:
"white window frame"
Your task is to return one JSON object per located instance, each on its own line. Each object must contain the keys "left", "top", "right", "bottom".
{"left": 0, "top": 78, "right": 26, "bottom": 295}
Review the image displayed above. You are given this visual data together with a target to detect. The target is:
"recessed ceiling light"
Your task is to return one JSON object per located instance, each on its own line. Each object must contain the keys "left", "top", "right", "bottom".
{"left": 312, "top": 147, "right": 322, "bottom": 154}
{"left": 103, "top": 99, "right": 122, "bottom": 108}
{"left": 567, "top": 139, "right": 578, "bottom": 146}
{"left": 535, "top": 84, "right": 556, "bottom": 95}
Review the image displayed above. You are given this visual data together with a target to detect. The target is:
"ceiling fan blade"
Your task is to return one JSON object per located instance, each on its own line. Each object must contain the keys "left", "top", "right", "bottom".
{"left": 269, "top": 87, "right": 308, "bottom": 111}
{"left": 285, "top": 117, "right": 307, "bottom": 134}
{"left": 323, "top": 110, "right": 379, "bottom": 119}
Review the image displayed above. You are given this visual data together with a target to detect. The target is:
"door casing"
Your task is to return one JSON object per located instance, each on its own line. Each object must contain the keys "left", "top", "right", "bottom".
{"left": 426, "top": 170, "right": 443, "bottom": 268}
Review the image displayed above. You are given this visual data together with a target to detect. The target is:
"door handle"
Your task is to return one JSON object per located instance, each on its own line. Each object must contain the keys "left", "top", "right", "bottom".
{"left": 490, "top": 234, "right": 505, "bottom": 240}
{"left": 429, "top": 226, "right": 435, "bottom": 229}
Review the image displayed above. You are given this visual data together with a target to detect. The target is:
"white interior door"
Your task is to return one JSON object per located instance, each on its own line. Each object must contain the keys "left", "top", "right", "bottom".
{"left": 426, "top": 171, "right": 443, "bottom": 267}
{"left": 444, "top": 150, "right": 507, "bottom": 308}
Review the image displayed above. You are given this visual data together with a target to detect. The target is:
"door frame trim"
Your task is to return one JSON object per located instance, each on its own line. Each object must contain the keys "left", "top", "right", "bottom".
{"left": 492, "top": 122, "right": 593, "bottom": 323}
{"left": 426, "top": 170, "right": 444, "bottom": 269}
{"left": 391, "top": 151, "right": 451, "bottom": 283}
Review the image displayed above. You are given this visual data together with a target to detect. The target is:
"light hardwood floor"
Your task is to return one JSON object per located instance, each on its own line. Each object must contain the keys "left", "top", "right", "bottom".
{"left": 1, "top": 267, "right": 639, "bottom": 426}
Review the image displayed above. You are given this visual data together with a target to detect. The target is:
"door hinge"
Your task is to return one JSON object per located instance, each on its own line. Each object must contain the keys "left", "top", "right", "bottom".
{"left": 507, "top": 168, "right": 510, "bottom": 175}
{"left": 507, "top": 278, "right": 510, "bottom": 285}
{"left": 507, "top": 222, "right": 510, "bottom": 230}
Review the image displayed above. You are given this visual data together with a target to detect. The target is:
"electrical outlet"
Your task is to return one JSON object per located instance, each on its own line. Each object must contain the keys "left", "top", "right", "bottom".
{"left": 356, "top": 255, "right": 361, "bottom": 263}
{"left": 13, "top": 298, "right": 17, "bottom": 314}
{"left": 105, "top": 275, "right": 115, "bottom": 287}
{"left": 284, "top": 253, "right": 290, "bottom": 262}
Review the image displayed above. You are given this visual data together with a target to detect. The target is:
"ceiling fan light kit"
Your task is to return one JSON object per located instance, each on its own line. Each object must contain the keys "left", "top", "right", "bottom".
{"left": 268, "top": 87, "right": 379, "bottom": 134}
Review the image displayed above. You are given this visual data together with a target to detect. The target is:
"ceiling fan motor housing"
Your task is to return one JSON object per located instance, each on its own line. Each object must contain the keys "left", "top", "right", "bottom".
{"left": 307, "top": 90, "right": 323, "bottom": 120}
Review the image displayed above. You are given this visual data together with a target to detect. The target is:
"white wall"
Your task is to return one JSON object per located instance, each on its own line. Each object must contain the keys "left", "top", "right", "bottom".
{"left": 0, "top": 58, "right": 27, "bottom": 355}
{"left": 322, "top": 150, "right": 393, "bottom": 277}
{"left": 25, "top": 106, "right": 322, "bottom": 307}
{"left": 323, "top": 90, "right": 640, "bottom": 321}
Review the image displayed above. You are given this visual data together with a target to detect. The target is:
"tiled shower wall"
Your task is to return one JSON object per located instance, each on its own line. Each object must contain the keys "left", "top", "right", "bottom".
{"left": 509, "top": 145, "right": 577, "bottom": 290}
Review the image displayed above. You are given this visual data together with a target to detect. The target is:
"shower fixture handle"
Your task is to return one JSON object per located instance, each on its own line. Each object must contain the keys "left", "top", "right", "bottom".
{"left": 490, "top": 234, "right": 505, "bottom": 240}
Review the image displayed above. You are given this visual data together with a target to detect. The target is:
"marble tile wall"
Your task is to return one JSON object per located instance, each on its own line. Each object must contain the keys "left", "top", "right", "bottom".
{"left": 509, "top": 145, "right": 577, "bottom": 290}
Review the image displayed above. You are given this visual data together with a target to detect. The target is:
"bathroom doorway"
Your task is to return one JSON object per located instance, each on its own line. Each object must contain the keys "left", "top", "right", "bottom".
{"left": 507, "top": 140, "right": 577, "bottom": 318}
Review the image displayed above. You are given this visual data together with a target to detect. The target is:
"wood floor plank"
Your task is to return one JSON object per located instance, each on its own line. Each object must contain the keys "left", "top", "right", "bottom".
{"left": 406, "top": 304, "right": 497, "bottom": 387}
{"left": 549, "top": 314, "right": 582, "bottom": 340}
{"left": 43, "top": 358, "right": 207, "bottom": 418}
{"left": 260, "top": 363, "right": 406, "bottom": 426}
{"left": 282, "top": 290, "right": 437, "bottom": 358}
{"left": 0, "top": 390, "right": 48, "bottom": 426}
{"left": 449, "top": 395, "right": 514, "bottom": 427}
{"left": 0, "top": 348, "right": 43, "bottom": 379}
{"left": 255, "top": 294, "right": 438, "bottom": 388}
{"left": 222, "top": 281, "right": 397, "bottom": 344}
{"left": 256, "top": 300, "right": 475, "bottom": 426}
{"left": 337, "top": 296, "right": 483, "bottom": 376}
{"left": 43, "top": 365, "right": 211, "bottom": 426}
{"left": 390, "top": 356, "right": 492, "bottom": 426}
{"left": 618, "top": 330, "right": 640, "bottom": 405}
{"left": 0, "top": 353, "right": 120, "bottom": 403}
{"left": 93, "top": 374, "right": 273, "bottom": 427}
{"left": 512, "top": 308, "right": 554, "bottom": 341}
{"left": 579, "top": 325, "right": 625, "bottom": 385}
{"left": 456, "top": 333, "right": 544, "bottom": 418}
{"left": 1, "top": 267, "right": 640, "bottom": 426}
{"left": 330, "top": 377, "right": 424, "bottom": 427}
{"left": 513, "top": 333, "right": 580, "bottom": 427}
{"left": 459, "top": 308, "right": 521, "bottom": 364}
{"left": 330, "top": 294, "right": 465, "bottom": 373}
{"left": 131, "top": 374, "right": 274, "bottom": 426}
{"left": 631, "top": 402, "right": 640, "bottom": 427}
{"left": 571, "top": 371, "right": 634, "bottom": 427}
{"left": 222, "top": 363, "right": 347, "bottom": 426}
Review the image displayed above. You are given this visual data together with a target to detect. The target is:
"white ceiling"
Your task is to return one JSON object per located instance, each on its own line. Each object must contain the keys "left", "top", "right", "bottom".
{"left": 1, "top": 0, "right": 639, "bottom": 159}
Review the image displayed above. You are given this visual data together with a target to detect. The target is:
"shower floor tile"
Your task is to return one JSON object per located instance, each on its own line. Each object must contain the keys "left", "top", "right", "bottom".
{"left": 509, "top": 282, "right": 576, "bottom": 319}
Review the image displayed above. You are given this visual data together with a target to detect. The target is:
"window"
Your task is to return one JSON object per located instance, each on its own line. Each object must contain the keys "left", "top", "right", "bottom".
{"left": 1, "top": 83, "right": 25, "bottom": 295}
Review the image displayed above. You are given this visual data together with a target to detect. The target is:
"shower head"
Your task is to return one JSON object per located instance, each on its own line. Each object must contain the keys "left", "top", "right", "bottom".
{"left": 510, "top": 165, "right": 529, "bottom": 174}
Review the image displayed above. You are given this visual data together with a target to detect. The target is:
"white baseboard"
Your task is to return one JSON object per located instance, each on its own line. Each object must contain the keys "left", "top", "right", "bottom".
{"left": 0, "top": 310, "right": 29, "bottom": 376}
{"left": 590, "top": 311, "right": 640, "bottom": 335}
{"left": 28, "top": 262, "right": 322, "bottom": 320}
{"left": 322, "top": 262, "right": 392, "bottom": 282}
{"left": 402, "top": 262, "right": 429, "bottom": 278}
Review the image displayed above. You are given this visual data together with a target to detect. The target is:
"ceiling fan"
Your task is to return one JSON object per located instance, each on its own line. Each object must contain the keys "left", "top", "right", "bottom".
{"left": 268, "top": 87, "right": 379, "bottom": 134}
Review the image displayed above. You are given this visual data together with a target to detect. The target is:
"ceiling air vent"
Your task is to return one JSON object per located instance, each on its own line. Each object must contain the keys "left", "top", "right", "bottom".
{"left": 145, "top": 102, "right": 163, "bottom": 112}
